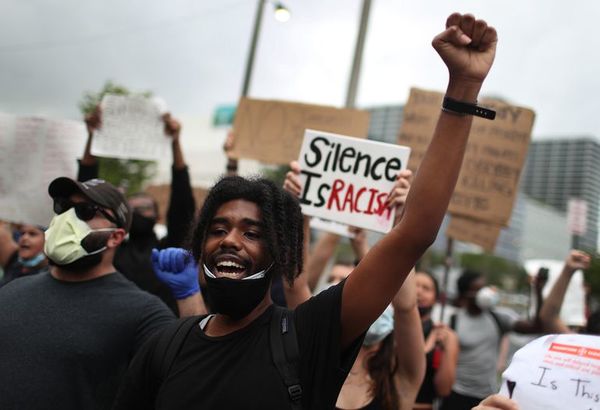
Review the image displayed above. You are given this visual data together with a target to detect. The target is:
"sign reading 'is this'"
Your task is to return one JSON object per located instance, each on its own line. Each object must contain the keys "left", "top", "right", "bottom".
{"left": 298, "top": 130, "right": 411, "bottom": 234}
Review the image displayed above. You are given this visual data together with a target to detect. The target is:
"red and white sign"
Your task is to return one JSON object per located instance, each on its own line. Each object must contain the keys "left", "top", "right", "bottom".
{"left": 298, "top": 129, "right": 411, "bottom": 234}
{"left": 567, "top": 199, "right": 588, "bottom": 236}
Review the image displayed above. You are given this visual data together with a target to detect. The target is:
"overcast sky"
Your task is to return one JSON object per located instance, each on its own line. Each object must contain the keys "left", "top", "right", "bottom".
{"left": 1, "top": 0, "right": 598, "bottom": 140}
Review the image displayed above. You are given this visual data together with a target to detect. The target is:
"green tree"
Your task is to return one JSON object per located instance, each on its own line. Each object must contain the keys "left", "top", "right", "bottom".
{"left": 79, "top": 81, "right": 157, "bottom": 194}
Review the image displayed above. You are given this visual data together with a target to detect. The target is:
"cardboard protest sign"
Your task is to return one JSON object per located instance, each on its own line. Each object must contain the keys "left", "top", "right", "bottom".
{"left": 92, "top": 95, "right": 171, "bottom": 161}
{"left": 298, "top": 129, "right": 410, "bottom": 234}
{"left": 144, "top": 184, "right": 208, "bottom": 224}
{"left": 398, "top": 88, "right": 535, "bottom": 226}
{"left": 525, "top": 259, "right": 586, "bottom": 327}
{"left": 0, "top": 113, "right": 86, "bottom": 226}
{"left": 499, "top": 334, "right": 600, "bottom": 409}
{"left": 231, "top": 98, "right": 370, "bottom": 165}
{"left": 446, "top": 215, "right": 502, "bottom": 252}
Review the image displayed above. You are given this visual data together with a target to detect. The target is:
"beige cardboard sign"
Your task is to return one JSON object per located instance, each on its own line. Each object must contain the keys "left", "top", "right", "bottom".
{"left": 231, "top": 98, "right": 370, "bottom": 165}
{"left": 398, "top": 88, "right": 535, "bottom": 226}
{"left": 145, "top": 184, "right": 208, "bottom": 223}
{"left": 446, "top": 215, "right": 502, "bottom": 252}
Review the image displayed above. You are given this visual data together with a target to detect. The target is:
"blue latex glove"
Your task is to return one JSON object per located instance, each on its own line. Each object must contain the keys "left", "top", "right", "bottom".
{"left": 152, "top": 247, "right": 200, "bottom": 300}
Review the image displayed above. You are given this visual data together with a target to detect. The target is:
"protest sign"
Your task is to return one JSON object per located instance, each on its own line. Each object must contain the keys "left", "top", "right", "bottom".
{"left": 309, "top": 217, "right": 356, "bottom": 238}
{"left": 568, "top": 199, "right": 588, "bottom": 236}
{"left": 231, "top": 98, "right": 370, "bottom": 165}
{"left": 92, "top": 95, "right": 171, "bottom": 161}
{"left": 525, "top": 259, "right": 586, "bottom": 327}
{"left": 398, "top": 88, "right": 535, "bottom": 226}
{"left": 0, "top": 113, "right": 86, "bottom": 226}
{"left": 145, "top": 184, "right": 208, "bottom": 223}
{"left": 499, "top": 334, "right": 600, "bottom": 409}
{"left": 446, "top": 215, "right": 502, "bottom": 252}
{"left": 298, "top": 129, "right": 410, "bottom": 234}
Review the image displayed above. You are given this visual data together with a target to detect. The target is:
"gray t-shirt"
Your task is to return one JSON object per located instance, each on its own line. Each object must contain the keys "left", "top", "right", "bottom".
{"left": 0, "top": 271, "right": 175, "bottom": 410}
{"left": 451, "top": 308, "right": 517, "bottom": 398}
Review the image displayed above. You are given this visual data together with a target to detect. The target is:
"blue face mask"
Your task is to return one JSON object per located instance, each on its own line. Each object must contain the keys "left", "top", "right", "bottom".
{"left": 18, "top": 252, "right": 46, "bottom": 268}
{"left": 364, "top": 305, "right": 394, "bottom": 346}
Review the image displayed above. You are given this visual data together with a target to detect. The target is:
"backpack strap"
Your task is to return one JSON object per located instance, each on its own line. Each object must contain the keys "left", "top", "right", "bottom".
{"left": 270, "top": 306, "right": 303, "bottom": 410}
{"left": 488, "top": 309, "right": 505, "bottom": 338}
{"left": 449, "top": 313, "right": 457, "bottom": 331}
{"left": 152, "top": 315, "right": 202, "bottom": 383}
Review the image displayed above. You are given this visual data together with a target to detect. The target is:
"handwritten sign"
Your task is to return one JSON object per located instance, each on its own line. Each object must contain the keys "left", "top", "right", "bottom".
{"left": 298, "top": 129, "right": 410, "bottom": 234}
{"left": 446, "top": 215, "right": 502, "bottom": 252}
{"left": 0, "top": 113, "right": 86, "bottom": 226}
{"left": 92, "top": 95, "right": 170, "bottom": 161}
{"left": 398, "top": 88, "right": 535, "bottom": 226}
{"left": 525, "top": 259, "right": 586, "bottom": 327}
{"left": 231, "top": 97, "right": 370, "bottom": 165}
{"left": 499, "top": 334, "right": 600, "bottom": 409}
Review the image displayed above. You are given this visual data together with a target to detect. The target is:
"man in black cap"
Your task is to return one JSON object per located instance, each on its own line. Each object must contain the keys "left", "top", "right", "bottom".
{"left": 0, "top": 177, "right": 177, "bottom": 410}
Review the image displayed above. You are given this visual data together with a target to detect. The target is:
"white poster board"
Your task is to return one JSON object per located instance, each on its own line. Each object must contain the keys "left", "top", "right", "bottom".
{"left": 568, "top": 199, "right": 588, "bottom": 236}
{"left": 92, "top": 95, "right": 170, "bottom": 161}
{"left": 309, "top": 217, "right": 355, "bottom": 238}
{"left": 526, "top": 259, "right": 586, "bottom": 327}
{"left": 0, "top": 113, "right": 86, "bottom": 226}
{"left": 298, "top": 129, "right": 411, "bottom": 234}
{"left": 499, "top": 333, "right": 600, "bottom": 410}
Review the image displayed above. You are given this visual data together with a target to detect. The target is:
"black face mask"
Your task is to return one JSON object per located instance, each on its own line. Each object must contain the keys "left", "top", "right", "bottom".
{"left": 418, "top": 305, "right": 433, "bottom": 317}
{"left": 202, "top": 264, "right": 272, "bottom": 320}
{"left": 129, "top": 212, "right": 156, "bottom": 238}
{"left": 48, "top": 230, "right": 111, "bottom": 274}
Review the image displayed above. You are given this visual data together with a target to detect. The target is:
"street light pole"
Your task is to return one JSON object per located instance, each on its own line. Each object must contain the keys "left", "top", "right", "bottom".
{"left": 241, "top": 0, "right": 266, "bottom": 98}
{"left": 345, "top": 0, "right": 372, "bottom": 108}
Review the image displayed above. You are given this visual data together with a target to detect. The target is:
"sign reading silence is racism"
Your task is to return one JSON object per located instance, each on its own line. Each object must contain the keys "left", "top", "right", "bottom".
{"left": 398, "top": 88, "right": 535, "bottom": 251}
{"left": 231, "top": 98, "right": 370, "bottom": 165}
{"left": 298, "top": 130, "right": 411, "bottom": 234}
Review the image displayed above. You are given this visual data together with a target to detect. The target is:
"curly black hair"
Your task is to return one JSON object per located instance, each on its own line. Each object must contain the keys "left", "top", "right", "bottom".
{"left": 189, "top": 175, "right": 304, "bottom": 285}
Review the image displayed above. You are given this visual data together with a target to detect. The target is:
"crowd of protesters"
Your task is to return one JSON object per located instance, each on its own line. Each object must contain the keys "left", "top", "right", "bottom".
{"left": 0, "top": 12, "right": 597, "bottom": 410}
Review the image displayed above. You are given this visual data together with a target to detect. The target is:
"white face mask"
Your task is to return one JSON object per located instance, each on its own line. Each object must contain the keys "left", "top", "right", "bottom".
{"left": 44, "top": 208, "right": 116, "bottom": 265}
{"left": 475, "top": 286, "right": 500, "bottom": 310}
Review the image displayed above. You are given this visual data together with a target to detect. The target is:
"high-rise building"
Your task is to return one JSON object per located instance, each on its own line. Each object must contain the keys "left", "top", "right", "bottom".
{"left": 367, "top": 105, "right": 403, "bottom": 144}
{"left": 521, "top": 137, "right": 600, "bottom": 252}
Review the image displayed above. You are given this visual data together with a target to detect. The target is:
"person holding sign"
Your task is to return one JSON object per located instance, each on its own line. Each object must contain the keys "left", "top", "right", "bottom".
{"left": 113, "top": 12, "right": 500, "bottom": 409}
{"left": 539, "top": 250, "right": 594, "bottom": 334}
{"left": 284, "top": 164, "right": 424, "bottom": 410}
{"left": 82, "top": 106, "right": 198, "bottom": 315}
{"left": 0, "top": 222, "right": 48, "bottom": 287}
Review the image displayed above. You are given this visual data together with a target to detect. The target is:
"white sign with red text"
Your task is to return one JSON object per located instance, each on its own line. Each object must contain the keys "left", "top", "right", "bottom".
{"left": 499, "top": 334, "right": 600, "bottom": 410}
{"left": 298, "top": 129, "right": 410, "bottom": 234}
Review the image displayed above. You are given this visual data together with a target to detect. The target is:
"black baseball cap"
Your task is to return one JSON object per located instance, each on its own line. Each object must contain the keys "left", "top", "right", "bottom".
{"left": 48, "top": 177, "right": 132, "bottom": 232}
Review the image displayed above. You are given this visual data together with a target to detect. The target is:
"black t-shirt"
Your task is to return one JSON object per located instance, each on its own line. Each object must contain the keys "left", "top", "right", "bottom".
{"left": 113, "top": 280, "right": 364, "bottom": 409}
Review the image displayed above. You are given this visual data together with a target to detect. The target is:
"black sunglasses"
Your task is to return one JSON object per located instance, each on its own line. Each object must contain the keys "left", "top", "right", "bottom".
{"left": 54, "top": 198, "right": 119, "bottom": 226}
